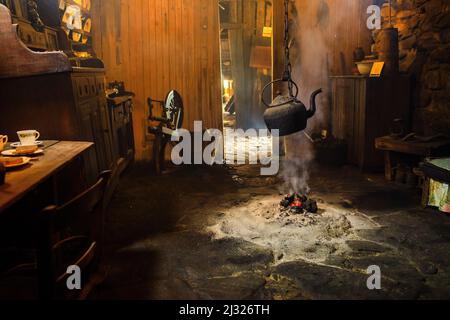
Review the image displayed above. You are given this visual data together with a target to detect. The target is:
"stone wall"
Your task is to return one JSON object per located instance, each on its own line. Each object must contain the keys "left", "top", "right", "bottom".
{"left": 374, "top": 0, "right": 450, "bottom": 136}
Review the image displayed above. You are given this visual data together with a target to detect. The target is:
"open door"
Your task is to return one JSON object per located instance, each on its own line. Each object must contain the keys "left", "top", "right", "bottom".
{"left": 219, "top": 0, "right": 273, "bottom": 131}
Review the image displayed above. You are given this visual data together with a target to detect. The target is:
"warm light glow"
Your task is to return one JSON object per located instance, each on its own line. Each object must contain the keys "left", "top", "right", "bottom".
{"left": 262, "top": 26, "right": 272, "bottom": 38}
{"left": 223, "top": 80, "right": 234, "bottom": 100}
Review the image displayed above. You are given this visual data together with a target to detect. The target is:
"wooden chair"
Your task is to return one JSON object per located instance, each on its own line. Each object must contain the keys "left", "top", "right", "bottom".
{"left": 0, "top": 252, "right": 38, "bottom": 299}
{"left": 36, "top": 170, "right": 112, "bottom": 300}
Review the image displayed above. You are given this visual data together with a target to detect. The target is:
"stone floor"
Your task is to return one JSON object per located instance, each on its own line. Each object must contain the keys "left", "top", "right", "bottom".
{"left": 93, "top": 162, "right": 450, "bottom": 300}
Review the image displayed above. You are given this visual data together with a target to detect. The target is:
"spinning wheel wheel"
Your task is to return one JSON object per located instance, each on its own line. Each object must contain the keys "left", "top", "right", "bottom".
{"left": 148, "top": 90, "right": 184, "bottom": 175}
{"left": 164, "top": 90, "right": 184, "bottom": 131}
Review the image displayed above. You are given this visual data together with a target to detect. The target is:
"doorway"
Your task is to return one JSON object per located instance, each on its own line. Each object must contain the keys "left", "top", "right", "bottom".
{"left": 218, "top": 0, "right": 274, "bottom": 163}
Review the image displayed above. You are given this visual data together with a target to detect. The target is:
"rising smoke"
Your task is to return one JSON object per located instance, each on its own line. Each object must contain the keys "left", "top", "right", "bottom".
{"left": 280, "top": 0, "right": 349, "bottom": 194}
{"left": 292, "top": 0, "right": 331, "bottom": 129}
{"left": 280, "top": 134, "right": 315, "bottom": 195}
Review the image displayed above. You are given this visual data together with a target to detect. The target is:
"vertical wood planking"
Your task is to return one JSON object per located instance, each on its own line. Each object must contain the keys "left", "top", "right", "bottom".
{"left": 148, "top": 0, "right": 156, "bottom": 117}
{"left": 272, "top": 0, "right": 284, "bottom": 97}
{"left": 93, "top": 0, "right": 223, "bottom": 160}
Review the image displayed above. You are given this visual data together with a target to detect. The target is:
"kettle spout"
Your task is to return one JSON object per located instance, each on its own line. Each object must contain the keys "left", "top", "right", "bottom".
{"left": 307, "top": 89, "right": 323, "bottom": 119}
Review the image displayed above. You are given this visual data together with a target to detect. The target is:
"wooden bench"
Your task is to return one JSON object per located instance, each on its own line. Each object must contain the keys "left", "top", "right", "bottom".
{"left": 375, "top": 135, "right": 450, "bottom": 181}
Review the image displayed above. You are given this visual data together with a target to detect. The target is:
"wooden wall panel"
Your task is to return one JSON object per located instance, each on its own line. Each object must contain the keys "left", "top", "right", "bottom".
{"left": 93, "top": 0, "right": 222, "bottom": 161}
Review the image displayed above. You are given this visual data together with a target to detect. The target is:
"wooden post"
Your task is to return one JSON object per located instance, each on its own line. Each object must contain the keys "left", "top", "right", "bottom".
{"left": 272, "top": 0, "right": 287, "bottom": 155}
{"left": 272, "top": 0, "right": 285, "bottom": 98}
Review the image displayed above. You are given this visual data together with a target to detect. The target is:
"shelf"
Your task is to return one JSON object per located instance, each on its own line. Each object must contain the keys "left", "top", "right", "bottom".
{"left": 62, "top": 0, "right": 91, "bottom": 15}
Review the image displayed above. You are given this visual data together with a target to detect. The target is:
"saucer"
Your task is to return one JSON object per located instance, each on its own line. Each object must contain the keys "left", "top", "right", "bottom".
{"left": 1, "top": 157, "right": 32, "bottom": 169}
{"left": 10, "top": 141, "right": 44, "bottom": 148}
{"left": 1, "top": 149, "right": 44, "bottom": 157}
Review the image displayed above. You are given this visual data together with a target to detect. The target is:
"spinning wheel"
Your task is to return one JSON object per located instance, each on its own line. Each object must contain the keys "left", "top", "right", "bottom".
{"left": 163, "top": 90, "right": 184, "bottom": 131}
{"left": 148, "top": 90, "right": 184, "bottom": 174}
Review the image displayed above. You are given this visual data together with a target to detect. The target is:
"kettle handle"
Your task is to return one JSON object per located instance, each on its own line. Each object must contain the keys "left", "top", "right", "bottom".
{"left": 261, "top": 78, "right": 299, "bottom": 108}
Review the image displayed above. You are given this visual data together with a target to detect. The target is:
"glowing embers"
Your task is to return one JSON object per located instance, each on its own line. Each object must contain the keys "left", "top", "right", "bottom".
{"left": 280, "top": 193, "right": 318, "bottom": 214}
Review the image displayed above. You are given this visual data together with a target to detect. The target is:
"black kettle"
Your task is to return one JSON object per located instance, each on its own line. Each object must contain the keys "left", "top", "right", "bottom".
{"left": 263, "top": 88, "right": 323, "bottom": 137}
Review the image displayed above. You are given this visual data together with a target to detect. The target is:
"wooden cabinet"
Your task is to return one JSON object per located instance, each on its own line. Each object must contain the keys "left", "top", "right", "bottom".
{"left": 0, "top": 6, "right": 118, "bottom": 185}
{"left": 330, "top": 75, "right": 411, "bottom": 170}
{"left": 72, "top": 72, "right": 115, "bottom": 174}
{"left": 98, "top": 96, "right": 115, "bottom": 169}
{"left": 0, "top": 68, "right": 115, "bottom": 184}
{"left": 0, "top": 0, "right": 60, "bottom": 52}
{"left": 107, "top": 95, "right": 135, "bottom": 170}
{"left": 76, "top": 99, "right": 99, "bottom": 183}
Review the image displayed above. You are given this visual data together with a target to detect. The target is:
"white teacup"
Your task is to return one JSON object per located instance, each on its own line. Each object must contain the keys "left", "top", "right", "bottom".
{"left": 17, "top": 130, "right": 40, "bottom": 146}
{"left": 0, "top": 135, "right": 8, "bottom": 151}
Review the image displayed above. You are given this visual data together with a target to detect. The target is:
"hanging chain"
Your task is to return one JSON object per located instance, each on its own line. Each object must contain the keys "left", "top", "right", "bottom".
{"left": 282, "top": 0, "right": 295, "bottom": 98}
{"left": 261, "top": 0, "right": 299, "bottom": 107}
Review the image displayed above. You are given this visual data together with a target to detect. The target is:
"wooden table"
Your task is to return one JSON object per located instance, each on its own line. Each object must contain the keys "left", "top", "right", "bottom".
{"left": 0, "top": 141, "right": 93, "bottom": 214}
{"left": 375, "top": 135, "right": 450, "bottom": 181}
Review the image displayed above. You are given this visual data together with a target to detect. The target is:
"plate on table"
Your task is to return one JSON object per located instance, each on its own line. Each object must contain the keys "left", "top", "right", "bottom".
{"left": 0, "top": 157, "right": 32, "bottom": 169}
{"left": 1, "top": 149, "right": 44, "bottom": 157}
{"left": 10, "top": 141, "right": 44, "bottom": 148}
